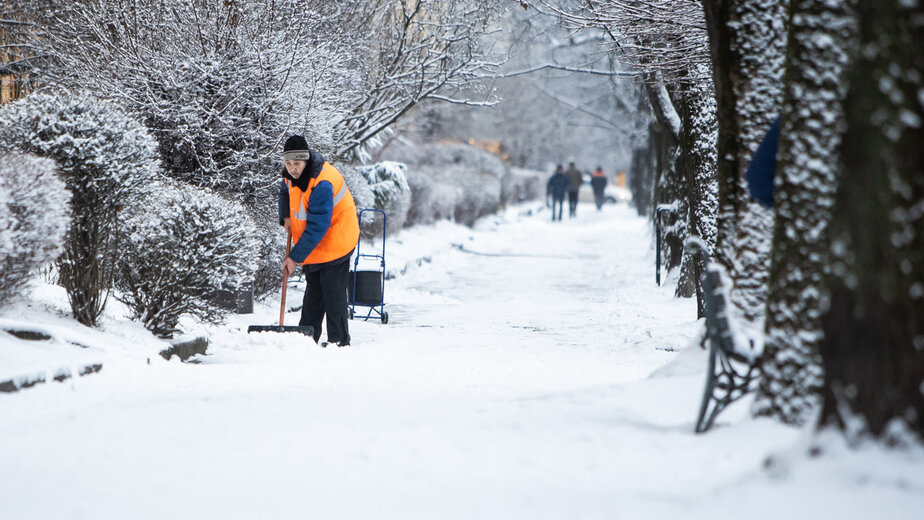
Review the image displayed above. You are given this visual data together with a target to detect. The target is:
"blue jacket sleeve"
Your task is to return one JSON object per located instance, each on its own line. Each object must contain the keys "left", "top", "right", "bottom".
{"left": 745, "top": 116, "right": 780, "bottom": 208}
{"left": 278, "top": 181, "right": 288, "bottom": 226}
{"left": 289, "top": 181, "right": 334, "bottom": 263}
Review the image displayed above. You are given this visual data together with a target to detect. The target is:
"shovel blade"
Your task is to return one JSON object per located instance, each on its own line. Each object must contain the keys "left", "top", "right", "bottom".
{"left": 247, "top": 325, "right": 314, "bottom": 337}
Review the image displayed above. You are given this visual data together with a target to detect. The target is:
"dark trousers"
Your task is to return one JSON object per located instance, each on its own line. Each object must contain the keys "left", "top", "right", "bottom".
{"left": 300, "top": 257, "right": 351, "bottom": 345}
{"left": 567, "top": 190, "right": 579, "bottom": 217}
{"left": 551, "top": 197, "right": 564, "bottom": 221}
{"left": 593, "top": 189, "right": 605, "bottom": 210}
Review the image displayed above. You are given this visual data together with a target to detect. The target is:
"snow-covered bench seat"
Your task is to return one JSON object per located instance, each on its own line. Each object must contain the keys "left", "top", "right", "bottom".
{"left": 693, "top": 264, "right": 761, "bottom": 433}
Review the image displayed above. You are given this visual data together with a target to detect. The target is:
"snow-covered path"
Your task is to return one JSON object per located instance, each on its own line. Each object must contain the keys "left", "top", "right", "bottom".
{"left": 2, "top": 202, "right": 921, "bottom": 519}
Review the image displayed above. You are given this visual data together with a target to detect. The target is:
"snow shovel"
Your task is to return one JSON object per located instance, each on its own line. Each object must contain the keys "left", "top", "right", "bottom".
{"left": 247, "top": 231, "right": 314, "bottom": 337}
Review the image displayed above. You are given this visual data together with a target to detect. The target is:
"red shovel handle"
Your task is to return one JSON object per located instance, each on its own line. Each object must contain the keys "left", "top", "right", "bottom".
{"left": 279, "top": 231, "right": 292, "bottom": 326}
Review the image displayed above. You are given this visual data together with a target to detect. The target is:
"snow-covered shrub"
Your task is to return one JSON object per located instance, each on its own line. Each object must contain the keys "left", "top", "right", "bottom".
{"left": 33, "top": 0, "right": 505, "bottom": 198}
{"left": 355, "top": 161, "right": 411, "bottom": 237}
{"left": 449, "top": 167, "right": 504, "bottom": 227}
{"left": 404, "top": 166, "right": 464, "bottom": 226}
{"left": 379, "top": 141, "right": 513, "bottom": 227}
{"left": 42, "top": 2, "right": 365, "bottom": 196}
{"left": 506, "top": 168, "right": 544, "bottom": 204}
{"left": 247, "top": 200, "right": 287, "bottom": 298}
{"left": 340, "top": 165, "right": 375, "bottom": 214}
{"left": 0, "top": 91, "right": 159, "bottom": 326}
{"left": 382, "top": 141, "right": 511, "bottom": 194}
{"left": 115, "top": 180, "right": 259, "bottom": 339}
{"left": 0, "top": 153, "right": 70, "bottom": 307}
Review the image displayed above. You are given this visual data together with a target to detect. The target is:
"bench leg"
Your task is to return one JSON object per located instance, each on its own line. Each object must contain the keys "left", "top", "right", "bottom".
{"left": 695, "top": 350, "right": 759, "bottom": 433}
{"left": 695, "top": 342, "right": 720, "bottom": 433}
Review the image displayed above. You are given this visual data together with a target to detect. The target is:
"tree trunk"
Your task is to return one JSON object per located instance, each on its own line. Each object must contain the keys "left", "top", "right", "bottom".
{"left": 634, "top": 120, "right": 661, "bottom": 219}
{"left": 702, "top": 0, "right": 787, "bottom": 330}
{"left": 674, "top": 75, "right": 718, "bottom": 314}
{"left": 630, "top": 79, "right": 659, "bottom": 220}
{"left": 755, "top": 0, "right": 855, "bottom": 425}
{"left": 672, "top": 85, "right": 697, "bottom": 300}
{"left": 646, "top": 81, "right": 686, "bottom": 279}
{"left": 819, "top": 0, "right": 924, "bottom": 440}
{"left": 701, "top": 0, "right": 744, "bottom": 275}
{"left": 728, "top": 0, "right": 788, "bottom": 326}
{"left": 58, "top": 195, "right": 117, "bottom": 327}
{"left": 629, "top": 144, "right": 650, "bottom": 217}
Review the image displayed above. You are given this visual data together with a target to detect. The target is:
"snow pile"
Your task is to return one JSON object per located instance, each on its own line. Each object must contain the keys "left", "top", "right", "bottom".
{"left": 0, "top": 283, "right": 170, "bottom": 391}
{"left": 0, "top": 153, "right": 70, "bottom": 306}
{"left": 115, "top": 180, "right": 260, "bottom": 339}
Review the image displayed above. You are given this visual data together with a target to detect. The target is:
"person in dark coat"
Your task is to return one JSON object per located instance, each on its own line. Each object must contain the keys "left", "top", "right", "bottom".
{"left": 546, "top": 164, "right": 570, "bottom": 221}
{"left": 564, "top": 161, "right": 583, "bottom": 217}
{"left": 590, "top": 166, "right": 608, "bottom": 210}
{"left": 745, "top": 116, "right": 780, "bottom": 208}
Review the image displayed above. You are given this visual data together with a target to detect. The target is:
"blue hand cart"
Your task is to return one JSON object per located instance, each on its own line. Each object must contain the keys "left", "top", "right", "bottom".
{"left": 349, "top": 208, "right": 389, "bottom": 324}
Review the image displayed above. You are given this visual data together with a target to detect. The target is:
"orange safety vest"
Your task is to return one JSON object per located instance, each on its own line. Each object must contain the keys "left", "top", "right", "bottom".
{"left": 286, "top": 162, "right": 359, "bottom": 265}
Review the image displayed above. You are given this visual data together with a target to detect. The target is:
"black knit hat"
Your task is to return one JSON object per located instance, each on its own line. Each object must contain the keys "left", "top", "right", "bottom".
{"left": 283, "top": 135, "right": 311, "bottom": 161}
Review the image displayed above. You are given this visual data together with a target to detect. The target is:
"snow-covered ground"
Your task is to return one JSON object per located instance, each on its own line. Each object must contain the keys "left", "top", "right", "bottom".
{"left": 1, "top": 202, "right": 921, "bottom": 519}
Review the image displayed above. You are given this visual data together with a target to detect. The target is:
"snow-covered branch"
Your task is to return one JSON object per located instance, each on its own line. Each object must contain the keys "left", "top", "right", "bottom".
{"left": 496, "top": 63, "right": 635, "bottom": 78}
{"left": 333, "top": 0, "right": 504, "bottom": 161}
{"left": 531, "top": 0, "right": 711, "bottom": 83}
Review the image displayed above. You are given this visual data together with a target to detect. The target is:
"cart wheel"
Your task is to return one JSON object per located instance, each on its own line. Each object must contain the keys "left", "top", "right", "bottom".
{"left": 348, "top": 308, "right": 354, "bottom": 320}
{"left": 381, "top": 311, "right": 389, "bottom": 324}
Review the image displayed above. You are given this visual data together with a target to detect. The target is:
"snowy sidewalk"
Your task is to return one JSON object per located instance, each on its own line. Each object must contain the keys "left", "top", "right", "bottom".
{"left": 1, "top": 202, "right": 921, "bottom": 519}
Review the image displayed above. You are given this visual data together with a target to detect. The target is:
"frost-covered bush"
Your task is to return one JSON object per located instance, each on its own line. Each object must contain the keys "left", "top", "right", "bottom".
{"left": 0, "top": 153, "right": 71, "bottom": 306}
{"left": 403, "top": 166, "right": 464, "bottom": 226}
{"left": 382, "top": 141, "right": 511, "bottom": 194}
{"left": 115, "top": 181, "right": 259, "bottom": 339}
{"left": 33, "top": 1, "right": 505, "bottom": 198}
{"left": 340, "top": 165, "right": 375, "bottom": 214}
{"left": 355, "top": 161, "right": 411, "bottom": 237}
{"left": 506, "top": 168, "right": 544, "bottom": 204}
{"left": 404, "top": 164, "right": 501, "bottom": 226}
{"left": 42, "top": 1, "right": 365, "bottom": 196}
{"left": 449, "top": 167, "right": 504, "bottom": 227}
{"left": 0, "top": 91, "right": 159, "bottom": 326}
{"left": 248, "top": 200, "right": 288, "bottom": 298}
{"left": 379, "top": 142, "right": 514, "bottom": 227}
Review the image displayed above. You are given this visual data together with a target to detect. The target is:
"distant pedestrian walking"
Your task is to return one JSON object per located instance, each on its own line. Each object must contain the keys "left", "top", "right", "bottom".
{"left": 565, "top": 162, "right": 583, "bottom": 218}
{"left": 547, "top": 164, "right": 570, "bottom": 221}
{"left": 590, "top": 166, "right": 608, "bottom": 210}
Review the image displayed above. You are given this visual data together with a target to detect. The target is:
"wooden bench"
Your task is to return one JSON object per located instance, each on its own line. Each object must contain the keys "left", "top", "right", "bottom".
{"left": 692, "top": 256, "right": 761, "bottom": 433}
